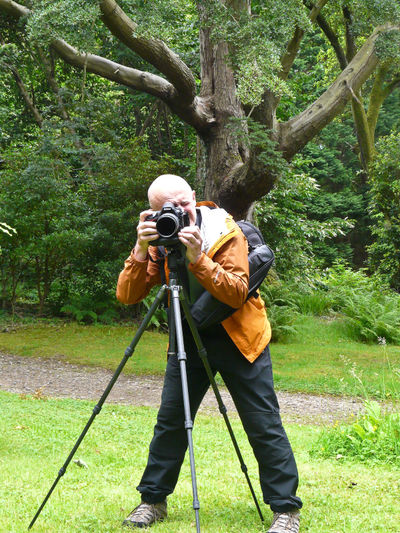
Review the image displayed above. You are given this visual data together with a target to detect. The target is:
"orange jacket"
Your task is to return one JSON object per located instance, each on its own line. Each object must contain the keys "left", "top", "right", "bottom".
{"left": 116, "top": 205, "right": 271, "bottom": 362}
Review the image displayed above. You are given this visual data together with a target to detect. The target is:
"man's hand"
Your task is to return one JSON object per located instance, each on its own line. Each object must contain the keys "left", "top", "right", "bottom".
{"left": 179, "top": 225, "right": 203, "bottom": 264}
{"left": 134, "top": 210, "right": 159, "bottom": 261}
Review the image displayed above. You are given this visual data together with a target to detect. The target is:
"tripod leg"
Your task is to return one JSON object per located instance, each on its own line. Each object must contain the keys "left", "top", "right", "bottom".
{"left": 28, "top": 285, "right": 168, "bottom": 530}
{"left": 170, "top": 282, "right": 201, "bottom": 533}
{"left": 179, "top": 296, "right": 265, "bottom": 524}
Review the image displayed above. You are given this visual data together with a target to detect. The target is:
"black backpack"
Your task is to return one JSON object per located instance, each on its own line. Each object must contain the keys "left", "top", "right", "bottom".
{"left": 190, "top": 220, "right": 274, "bottom": 330}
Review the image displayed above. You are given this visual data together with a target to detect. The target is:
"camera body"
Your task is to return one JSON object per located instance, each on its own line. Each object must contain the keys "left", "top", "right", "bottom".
{"left": 146, "top": 201, "right": 190, "bottom": 247}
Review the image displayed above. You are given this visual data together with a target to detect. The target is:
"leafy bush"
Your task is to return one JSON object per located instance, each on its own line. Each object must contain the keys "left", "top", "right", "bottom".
{"left": 260, "top": 282, "right": 300, "bottom": 341}
{"left": 339, "top": 291, "right": 400, "bottom": 344}
{"left": 141, "top": 290, "right": 168, "bottom": 330}
{"left": 285, "top": 284, "right": 334, "bottom": 316}
{"left": 60, "top": 304, "right": 98, "bottom": 324}
{"left": 319, "top": 264, "right": 400, "bottom": 344}
{"left": 311, "top": 400, "right": 400, "bottom": 466}
{"left": 261, "top": 264, "right": 400, "bottom": 344}
{"left": 60, "top": 293, "right": 118, "bottom": 324}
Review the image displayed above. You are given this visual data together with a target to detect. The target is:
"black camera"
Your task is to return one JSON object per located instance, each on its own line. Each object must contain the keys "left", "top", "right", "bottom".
{"left": 146, "top": 201, "right": 190, "bottom": 246}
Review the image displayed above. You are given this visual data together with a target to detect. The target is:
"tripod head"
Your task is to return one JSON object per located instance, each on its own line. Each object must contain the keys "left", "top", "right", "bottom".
{"left": 165, "top": 243, "right": 187, "bottom": 278}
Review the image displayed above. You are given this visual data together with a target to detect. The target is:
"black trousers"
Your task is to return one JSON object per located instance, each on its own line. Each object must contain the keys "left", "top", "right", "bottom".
{"left": 137, "top": 325, "right": 302, "bottom": 513}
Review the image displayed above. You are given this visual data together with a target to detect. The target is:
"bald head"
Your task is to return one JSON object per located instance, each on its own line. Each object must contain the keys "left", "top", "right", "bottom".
{"left": 148, "top": 175, "right": 192, "bottom": 206}
{"left": 148, "top": 174, "right": 197, "bottom": 225}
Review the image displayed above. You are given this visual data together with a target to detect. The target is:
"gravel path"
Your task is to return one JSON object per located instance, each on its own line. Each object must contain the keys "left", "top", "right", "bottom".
{"left": 0, "top": 351, "right": 366, "bottom": 425}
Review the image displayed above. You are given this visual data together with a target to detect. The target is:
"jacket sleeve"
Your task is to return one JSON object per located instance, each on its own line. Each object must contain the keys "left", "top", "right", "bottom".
{"left": 116, "top": 247, "right": 162, "bottom": 305}
{"left": 188, "top": 230, "right": 249, "bottom": 308}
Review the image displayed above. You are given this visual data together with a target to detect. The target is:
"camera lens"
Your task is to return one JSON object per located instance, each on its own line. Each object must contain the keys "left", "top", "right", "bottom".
{"left": 156, "top": 213, "right": 179, "bottom": 238}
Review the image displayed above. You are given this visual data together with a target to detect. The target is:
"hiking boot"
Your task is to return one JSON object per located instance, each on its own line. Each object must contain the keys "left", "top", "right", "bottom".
{"left": 122, "top": 500, "right": 167, "bottom": 529}
{"left": 268, "top": 510, "right": 300, "bottom": 533}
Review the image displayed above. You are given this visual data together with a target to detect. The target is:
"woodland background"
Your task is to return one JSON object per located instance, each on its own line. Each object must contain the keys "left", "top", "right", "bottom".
{"left": 0, "top": 0, "right": 400, "bottom": 343}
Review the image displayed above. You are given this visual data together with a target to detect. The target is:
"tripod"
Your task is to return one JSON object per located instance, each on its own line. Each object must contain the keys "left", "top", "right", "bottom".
{"left": 29, "top": 245, "right": 264, "bottom": 532}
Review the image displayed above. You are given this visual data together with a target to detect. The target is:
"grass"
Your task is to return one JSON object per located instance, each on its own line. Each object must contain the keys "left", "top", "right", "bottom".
{"left": 0, "top": 321, "right": 168, "bottom": 374}
{"left": 1, "top": 390, "right": 399, "bottom": 533}
{"left": 0, "top": 316, "right": 399, "bottom": 398}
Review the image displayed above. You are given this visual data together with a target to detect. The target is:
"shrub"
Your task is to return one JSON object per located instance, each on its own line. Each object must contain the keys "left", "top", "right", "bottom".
{"left": 315, "top": 263, "right": 400, "bottom": 344}
{"left": 339, "top": 291, "right": 400, "bottom": 344}
{"left": 311, "top": 400, "right": 400, "bottom": 466}
{"left": 260, "top": 282, "right": 300, "bottom": 341}
{"left": 141, "top": 290, "right": 168, "bottom": 330}
{"left": 60, "top": 293, "right": 119, "bottom": 324}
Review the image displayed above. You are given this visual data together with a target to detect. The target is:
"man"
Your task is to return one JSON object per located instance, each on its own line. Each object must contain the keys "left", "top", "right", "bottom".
{"left": 116, "top": 174, "right": 302, "bottom": 532}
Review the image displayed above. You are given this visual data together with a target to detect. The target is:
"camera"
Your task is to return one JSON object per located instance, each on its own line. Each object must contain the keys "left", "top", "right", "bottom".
{"left": 146, "top": 201, "right": 190, "bottom": 246}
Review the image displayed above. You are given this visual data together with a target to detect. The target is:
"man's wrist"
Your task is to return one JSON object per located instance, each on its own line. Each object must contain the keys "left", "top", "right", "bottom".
{"left": 133, "top": 243, "right": 149, "bottom": 262}
{"left": 189, "top": 251, "right": 203, "bottom": 266}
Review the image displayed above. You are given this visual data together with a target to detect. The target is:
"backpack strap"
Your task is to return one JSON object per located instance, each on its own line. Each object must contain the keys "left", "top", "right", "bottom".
{"left": 190, "top": 221, "right": 274, "bottom": 331}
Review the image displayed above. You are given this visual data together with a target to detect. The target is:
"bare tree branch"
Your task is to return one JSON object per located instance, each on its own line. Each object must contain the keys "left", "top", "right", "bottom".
{"left": 99, "top": 0, "right": 197, "bottom": 104}
{"left": 343, "top": 6, "right": 356, "bottom": 63}
{"left": 0, "top": 0, "right": 29, "bottom": 18}
{"left": 0, "top": 30, "right": 43, "bottom": 126}
{"left": 7, "top": 64, "right": 44, "bottom": 126}
{"left": 367, "top": 64, "right": 398, "bottom": 140}
{"left": 50, "top": 39, "right": 175, "bottom": 99}
{"left": 276, "top": 23, "right": 400, "bottom": 159}
{"left": 280, "top": 0, "right": 329, "bottom": 81}
{"left": 314, "top": 10, "right": 347, "bottom": 69}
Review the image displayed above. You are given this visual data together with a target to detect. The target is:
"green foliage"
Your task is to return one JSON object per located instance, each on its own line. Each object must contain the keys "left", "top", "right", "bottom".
{"left": 27, "top": 0, "right": 101, "bottom": 51}
{"left": 289, "top": 288, "right": 334, "bottom": 317}
{"left": 0, "top": 86, "right": 174, "bottom": 315}
{"left": 122, "top": 0, "right": 200, "bottom": 69}
{"left": 368, "top": 131, "right": 400, "bottom": 290}
{"left": 339, "top": 292, "right": 400, "bottom": 344}
{"left": 60, "top": 303, "right": 98, "bottom": 324}
{"left": 312, "top": 400, "right": 400, "bottom": 466}
{"left": 315, "top": 264, "right": 400, "bottom": 344}
{"left": 262, "top": 264, "right": 400, "bottom": 345}
{"left": 141, "top": 290, "right": 168, "bottom": 330}
{"left": 350, "top": 0, "right": 400, "bottom": 36}
{"left": 230, "top": 117, "right": 290, "bottom": 177}
{"left": 0, "top": 144, "right": 90, "bottom": 311}
{"left": 297, "top": 120, "right": 367, "bottom": 268}
{"left": 259, "top": 281, "right": 300, "bottom": 342}
{"left": 202, "top": 0, "right": 310, "bottom": 105}
{"left": 0, "top": 222, "right": 16, "bottom": 257}
{"left": 256, "top": 159, "right": 353, "bottom": 280}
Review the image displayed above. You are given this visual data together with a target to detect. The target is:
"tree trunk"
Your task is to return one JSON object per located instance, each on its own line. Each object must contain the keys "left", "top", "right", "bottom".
{"left": 197, "top": 22, "right": 251, "bottom": 218}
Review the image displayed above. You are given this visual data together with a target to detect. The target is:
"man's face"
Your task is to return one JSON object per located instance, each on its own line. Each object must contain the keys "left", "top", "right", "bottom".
{"left": 149, "top": 186, "right": 197, "bottom": 226}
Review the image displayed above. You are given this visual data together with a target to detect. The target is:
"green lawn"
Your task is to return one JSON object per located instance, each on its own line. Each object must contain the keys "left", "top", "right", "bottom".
{"left": 0, "top": 391, "right": 399, "bottom": 533}
{"left": 1, "top": 317, "right": 399, "bottom": 398}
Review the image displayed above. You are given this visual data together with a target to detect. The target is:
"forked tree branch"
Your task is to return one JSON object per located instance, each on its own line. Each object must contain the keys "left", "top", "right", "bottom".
{"left": 276, "top": 23, "right": 400, "bottom": 159}
{"left": 99, "top": 0, "right": 197, "bottom": 104}
{"left": 0, "top": 0, "right": 213, "bottom": 132}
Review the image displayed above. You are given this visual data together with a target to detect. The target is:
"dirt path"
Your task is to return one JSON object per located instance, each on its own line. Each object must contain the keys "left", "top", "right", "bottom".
{"left": 0, "top": 351, "right": 365, "bottom": 424}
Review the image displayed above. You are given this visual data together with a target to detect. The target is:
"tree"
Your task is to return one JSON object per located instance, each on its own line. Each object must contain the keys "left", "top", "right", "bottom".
{"left": 368, "top": 131, "right": 400, "bottom": 290}
{"left": 1, "top": 0, "right": 399, "bottom": 220}
{"left": 0, "top": 145, "right": 90, "bottom": 314}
